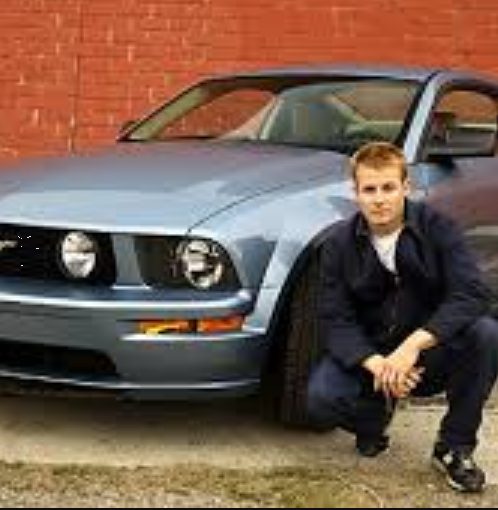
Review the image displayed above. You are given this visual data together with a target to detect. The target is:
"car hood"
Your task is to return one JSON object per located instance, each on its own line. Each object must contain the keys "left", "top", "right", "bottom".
{"left": 0, "top": 141, "right": 346, "bottom": 233}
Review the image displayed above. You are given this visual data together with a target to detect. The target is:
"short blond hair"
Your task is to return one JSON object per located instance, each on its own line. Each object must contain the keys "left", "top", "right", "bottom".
{"left": 350, "top": 142, "right": 407, "bottom": 183}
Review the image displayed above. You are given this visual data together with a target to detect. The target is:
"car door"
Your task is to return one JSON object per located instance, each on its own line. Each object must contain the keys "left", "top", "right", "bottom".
{"left": 415, "top": 86, "right": 498, "bottom": 310}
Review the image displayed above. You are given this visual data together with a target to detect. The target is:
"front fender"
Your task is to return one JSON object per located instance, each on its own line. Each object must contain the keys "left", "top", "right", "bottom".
{"left": 246, "top": 193, "right": 355, "bottom": 336}
{"left": 188, "top": 177, "right": 356, "bottom": 335}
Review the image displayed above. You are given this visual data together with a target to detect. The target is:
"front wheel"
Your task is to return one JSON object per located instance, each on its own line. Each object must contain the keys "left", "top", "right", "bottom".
{"left": 278, "top": 250, "right": 323, "bottom": 427}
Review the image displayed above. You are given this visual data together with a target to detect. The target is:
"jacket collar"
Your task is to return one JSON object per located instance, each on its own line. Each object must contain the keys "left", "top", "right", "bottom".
{"left": 354, "top": 200, "right": 424, "bottom": 241}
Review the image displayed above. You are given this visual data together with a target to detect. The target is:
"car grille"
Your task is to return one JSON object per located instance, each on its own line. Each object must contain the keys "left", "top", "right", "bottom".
{"left": 0, "top": 339, "right": 119, "bottom": 381}
{"left": 0, "top": 224, "right": 116, "bottom": 284}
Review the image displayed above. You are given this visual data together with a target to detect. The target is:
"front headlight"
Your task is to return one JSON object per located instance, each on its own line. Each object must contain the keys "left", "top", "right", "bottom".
{"left": 59, "top": 231, "right": 98, "bottom": 279}
{"left": 136, "top": 236, "right": 241, "bottom": 290}
{"left": 177, "top": 239, "right": 224, "bottom": 290}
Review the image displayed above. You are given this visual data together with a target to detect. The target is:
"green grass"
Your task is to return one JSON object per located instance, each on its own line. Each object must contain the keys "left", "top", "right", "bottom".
{"left": 0, "top": 460, "right": 495, "bottom": 507}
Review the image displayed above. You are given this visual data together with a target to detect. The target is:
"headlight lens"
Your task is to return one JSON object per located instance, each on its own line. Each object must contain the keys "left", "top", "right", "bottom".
{"left": 177, "top": 239, "right": 225, "bottom": 289}
{"left": 136, "top": 236, "right": 241, "bottom": 290}
{"left": 59, "top": 231, "right": 98, "bottom": 279}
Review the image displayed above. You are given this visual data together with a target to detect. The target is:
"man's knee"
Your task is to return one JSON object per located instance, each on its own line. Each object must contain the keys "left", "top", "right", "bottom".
{"left": 459, "top": 317, "right": 498, "bottom": 387}
{"left": 465, "top": 316, "right": 498, "bottom": 359}
{"left": 306, "top": 356, "right": 360, "bottom": 425}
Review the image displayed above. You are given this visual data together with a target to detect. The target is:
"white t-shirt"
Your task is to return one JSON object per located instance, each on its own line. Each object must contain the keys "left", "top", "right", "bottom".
{"left": 371, "top": 228, "right": 402, "bottom": 274}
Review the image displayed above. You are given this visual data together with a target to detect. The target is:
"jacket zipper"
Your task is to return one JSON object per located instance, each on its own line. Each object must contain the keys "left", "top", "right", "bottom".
{"left": 387, "top": 274, "right": 400, "bottom": 338}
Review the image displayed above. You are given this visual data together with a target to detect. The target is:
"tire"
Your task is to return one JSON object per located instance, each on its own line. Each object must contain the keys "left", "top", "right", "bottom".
{"left": 277, "top": 249, "right": 323, "bottom": 427}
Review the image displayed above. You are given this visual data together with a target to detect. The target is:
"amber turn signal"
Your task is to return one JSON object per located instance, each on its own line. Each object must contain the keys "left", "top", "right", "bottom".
{"left": 138, "top": 315, "right": 244, "bottom": 335}
{"left": 138, "top": 319, "right": 194, "bottom": 335}
{"left": 197, "top": 315, "right": 244, "bottom": 333}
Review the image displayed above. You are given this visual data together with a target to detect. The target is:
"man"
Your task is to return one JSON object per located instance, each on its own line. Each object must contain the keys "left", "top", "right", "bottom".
{"left": 307, "top": 141, "right": 498, "bottom": 493}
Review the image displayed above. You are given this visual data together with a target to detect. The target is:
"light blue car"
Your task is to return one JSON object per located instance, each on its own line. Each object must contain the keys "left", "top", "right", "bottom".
{"left": 0, "top": 65, "right": 496, "bottom": 424}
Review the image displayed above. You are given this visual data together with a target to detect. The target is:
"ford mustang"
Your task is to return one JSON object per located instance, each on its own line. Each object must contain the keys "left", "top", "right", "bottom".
{"left": 0, "top": 65, "right": 496, "bottom": 425}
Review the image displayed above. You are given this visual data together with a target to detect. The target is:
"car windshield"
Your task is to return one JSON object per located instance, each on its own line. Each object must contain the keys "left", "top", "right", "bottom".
{"left": 121, "top": 76, "right": 421, "bottom": 154}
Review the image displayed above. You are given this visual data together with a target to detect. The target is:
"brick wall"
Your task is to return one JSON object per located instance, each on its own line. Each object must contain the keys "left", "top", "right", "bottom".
{"left": 1, "top": 0, "right": 497, "bottom": 163}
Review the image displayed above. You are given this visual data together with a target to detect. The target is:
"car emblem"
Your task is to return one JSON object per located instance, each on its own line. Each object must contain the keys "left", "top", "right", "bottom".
{"left": 0, "top": 240, "right": 18, "bottom": 252}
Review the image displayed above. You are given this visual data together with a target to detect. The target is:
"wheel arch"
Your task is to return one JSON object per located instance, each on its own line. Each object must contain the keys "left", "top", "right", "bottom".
{"left": 258, "top": 219, "right": 343, "bottom": 376}
{"left": 267, "top": 225, "right": 332, "bottom": 338}
{"left": 258, "top": 221, "right": 343, "bottom": 425}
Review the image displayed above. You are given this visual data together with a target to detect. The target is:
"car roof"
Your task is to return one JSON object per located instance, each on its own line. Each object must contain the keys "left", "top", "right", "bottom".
{"left": 210, "top": 64, "right": 438, "bottom": 82}
{"left": 206, "top": 64, "right": 498, "bottom": 87}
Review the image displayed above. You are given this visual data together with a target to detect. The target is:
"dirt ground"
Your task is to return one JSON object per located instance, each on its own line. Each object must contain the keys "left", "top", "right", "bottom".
{"left": 0, "top": 388, "right": 496, "bottom": 507}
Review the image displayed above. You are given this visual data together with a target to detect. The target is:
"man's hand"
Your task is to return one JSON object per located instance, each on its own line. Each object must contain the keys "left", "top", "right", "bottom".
{"left": 361, "top": 354, "right": 387, "bottom": 382}
{"left": 380, "top": 329, "right": 436, "bottom": 396}
{"left": 382, "top": 338, "right": 422, "bottom": 394}
{"left": 387, "top": 366, "right": 424, "bottom": 398}
{"left": 362, "top": 354, "right": 399, "bottom": 397}
{"left": 366, "top": 357, "right": 423, "bottom": 399}
{"left": 361, "top": 328, "right": 436, "bottom": 399}
{"left": 387, "top": 328, "right": 435, "bottom": 370}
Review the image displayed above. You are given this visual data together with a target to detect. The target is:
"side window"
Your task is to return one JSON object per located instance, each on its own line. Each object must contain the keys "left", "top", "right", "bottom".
{"left": 426, "top": 89, "right": 497, "bottom": 156}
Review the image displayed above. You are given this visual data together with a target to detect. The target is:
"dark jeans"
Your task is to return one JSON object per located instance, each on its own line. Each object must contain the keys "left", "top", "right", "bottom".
{"left": 306, "top": 316, "right": 498, "bottom": 452}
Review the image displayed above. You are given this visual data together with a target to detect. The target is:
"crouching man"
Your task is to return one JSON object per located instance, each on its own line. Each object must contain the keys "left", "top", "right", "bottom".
{"left": 307, "top": 141, "right": 498, "bottom": 493}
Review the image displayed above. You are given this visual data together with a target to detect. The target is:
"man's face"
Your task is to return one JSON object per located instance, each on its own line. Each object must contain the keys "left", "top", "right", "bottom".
{"left": 354, "top": 163, "right": 410, "bottom": 235}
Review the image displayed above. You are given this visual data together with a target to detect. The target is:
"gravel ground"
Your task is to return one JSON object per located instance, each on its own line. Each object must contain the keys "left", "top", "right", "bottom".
{"left": 0, "top": 462, "right": 253, "bottom": 507}
{"left": 0, "top": 389, "right": 495, "bottom": 507}
{"left": 0, "top": 455, "right": 496, "bottom": 508}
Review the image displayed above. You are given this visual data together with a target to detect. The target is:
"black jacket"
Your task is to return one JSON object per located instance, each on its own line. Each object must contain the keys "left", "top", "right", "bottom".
{"left": 318, "top": 200, "right": 491, "bottom": 369}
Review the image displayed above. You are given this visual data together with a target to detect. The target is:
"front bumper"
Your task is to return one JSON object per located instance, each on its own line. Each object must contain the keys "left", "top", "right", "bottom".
{"left": 0, "top": 279, "right": 267, "bottom": 399}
